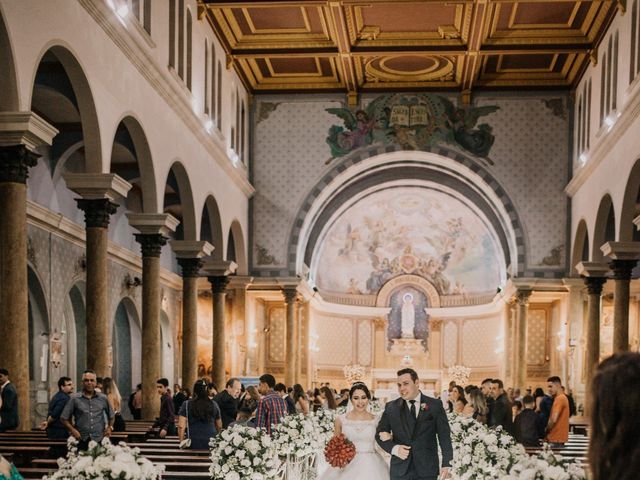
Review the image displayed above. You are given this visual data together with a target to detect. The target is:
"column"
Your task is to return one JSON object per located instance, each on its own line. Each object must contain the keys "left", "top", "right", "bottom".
{"left": 283, "top": 287, "right": 298, "bottom": 387}
{"left": 514, "top": 289, "right": 531, "bottom": 390}
{"left": 172, "top": 241, "right": 214, "bottom": 392}
{"left": 65, "top": 174, "right": 132, "bottom": 377}
{"left": 601, "top": 242, "right": 640, "bottom": 353}
{"left": 576, "top": 262, "right": 609, "bottom": 400}
{"left": 203, "top": 260, "right": 237, "bottom": 389}
{"left": 128, "top": 213, "right": 179, "bottom": 420}
{"left": 0, "top": 114, "right": 56, "bottom": 430}
{"left": 228, "top": 276, "right": 254, "bottom": 377}
{"left": 562, "top": 278, "right": 586, "bottom": 407}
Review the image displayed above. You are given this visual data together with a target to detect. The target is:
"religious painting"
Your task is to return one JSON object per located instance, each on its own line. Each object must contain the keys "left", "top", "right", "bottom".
{"left": 325, "top": 93, "right": 499, "bottom": 160}
{"left": 387, "top": 286, "right": 429, "bottom": 351}
{"left": 313, "top": 186, "right": 504, "bottom": 304}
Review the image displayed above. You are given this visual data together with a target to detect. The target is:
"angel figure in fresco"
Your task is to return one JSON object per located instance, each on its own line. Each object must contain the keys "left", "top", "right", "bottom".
{"left": 440, "top": 97, "right": 500, "bottom": 158}
{"left": 338, "top": 224, "right": 361, "bottom": 257}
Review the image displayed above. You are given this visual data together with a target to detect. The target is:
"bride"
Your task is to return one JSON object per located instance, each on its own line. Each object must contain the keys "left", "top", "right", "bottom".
{"left": 318, "top": 382, "right": 389, "bottom": 480}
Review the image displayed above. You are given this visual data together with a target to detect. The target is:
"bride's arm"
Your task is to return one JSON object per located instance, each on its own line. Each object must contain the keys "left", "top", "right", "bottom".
{"left": 333, "top": 416, "right": 342, "bottom": 437}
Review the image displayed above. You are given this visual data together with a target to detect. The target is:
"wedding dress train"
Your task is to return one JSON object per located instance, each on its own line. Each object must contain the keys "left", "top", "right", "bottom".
{"left": 317, "top": 415, "right": 389, "bottom": 480}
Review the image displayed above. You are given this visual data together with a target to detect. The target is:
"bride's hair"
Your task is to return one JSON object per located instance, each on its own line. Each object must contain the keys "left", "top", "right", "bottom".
{"left": 349, "top": 382, "right": 371, "bottom": 400}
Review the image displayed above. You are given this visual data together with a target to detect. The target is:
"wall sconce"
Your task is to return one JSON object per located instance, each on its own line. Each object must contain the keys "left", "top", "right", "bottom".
{"left": 125, "top": 274, "right": 142, "bottom": 289}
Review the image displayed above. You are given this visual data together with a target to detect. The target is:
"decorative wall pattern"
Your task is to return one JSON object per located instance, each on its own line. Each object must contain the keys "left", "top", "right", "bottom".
{"left": 315, "top": 315, "right": 353, "bottom": 366}
{"left": 268, "top": 306, "right": 286, "bottom": 363}
{"left": 527, "top": 308, "right": 548, "bottom": 365}
{"left": 443, "top": 320, "right": 458, "bottom": 367}
{"left": 357, "top": 319, "right": 373, "bottom": 366}
{"left": 461, "top": 317, "right": 501, "bottom": 367}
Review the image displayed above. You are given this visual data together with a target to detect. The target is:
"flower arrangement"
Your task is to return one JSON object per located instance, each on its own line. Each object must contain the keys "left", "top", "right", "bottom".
{"left": 209, "top": 424, "right": 280, "bottom": 480}
{"left": 343, "top": 364, "right": 366, "bottom": 383}
{"left": 44, "top": 438, "right": 163, "bottom": 480}
{"left": 324, "top": 434, "right": 356, "bottom": 468}
{"left": 272, "top": 412, "right": 321, "bottom": 458}
{"left": 311, "top": 408, "right": 337, "bottom": 446}
{"left": 447, "top": 414, "right": 586, "bottom": 480}
{"left": 448, "top": 365, "right": 472, "bottom": 386}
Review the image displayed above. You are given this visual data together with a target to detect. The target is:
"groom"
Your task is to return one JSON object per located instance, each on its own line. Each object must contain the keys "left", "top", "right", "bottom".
{"left": 376, "top": 368, "right": 453, "bottom": 480}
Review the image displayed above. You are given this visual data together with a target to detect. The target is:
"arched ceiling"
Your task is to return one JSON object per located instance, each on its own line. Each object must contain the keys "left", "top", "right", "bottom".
{"left": 201, "top": 0, "right": 616, "bottom": 93}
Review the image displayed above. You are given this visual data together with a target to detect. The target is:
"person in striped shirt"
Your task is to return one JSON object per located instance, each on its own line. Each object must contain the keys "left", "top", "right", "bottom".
{"left": 255, "top": 374, "right": 288, "bottom": 434}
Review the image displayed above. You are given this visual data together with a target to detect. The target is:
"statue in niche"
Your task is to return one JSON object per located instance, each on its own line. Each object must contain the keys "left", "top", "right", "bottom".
{"left": 401, "top": 293, "right": 416, "bottom": 339}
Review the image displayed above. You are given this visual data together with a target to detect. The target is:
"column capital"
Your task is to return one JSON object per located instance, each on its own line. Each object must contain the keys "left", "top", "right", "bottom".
{"left": 227, "top": 275, "right": 254, "bottom": 290}
{"left": 515, "top": 289, "right": 532, "bottom": 306}
{"left": 601, "top": 241, "right": 640, "bottom": 261}
{"left": 208, "top": 275, "right": 231, "bottom": 294}
{"left": 0, "top": 111, "right": 58, "bottom": 151}
{"left": 177, "top": 257, "right": 203, "bottom": 278}
{"left": 610, "top": 259, "right": 637, "bottom": 281}
{"left": 127, "top": 213, "right": 180, "bottom": 237}
{"left": 0, "top": 145, "right": 39, "bottom": 183}
{"left": 64, "top": 173, "right": 131, "bottom": 201}
{"left": 282, "top": 287, "right": 299, "bottom": 304}
{"left": 170, "top": 240, "right": 214, "bottom": 259}
{"left": 76, "top": 198, "right": 119, "bottom": 228}
{"left": 575, "top": 261, "right": 610, "bottom": 278}
{"left": 134, "top": 233, "right": 168, "bottom": 257}
{"left": 583, "top": 276, "right": 607, "bottom": 295}
{"left": 202, "top": 259, "right": 238, "bottom": 278}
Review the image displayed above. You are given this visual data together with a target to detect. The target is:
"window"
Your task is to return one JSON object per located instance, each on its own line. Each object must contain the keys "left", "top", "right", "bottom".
{"left": 204, "top": 41, "right": 209, "bottom": 115}
{"left": 169, "top": 0, "right": 176, "bottom": 68}
{"left": 178, "top": 0, "right": 184, "bottom": 80}
{"left": 601, "top": 31, "right": 619, "bottom": 124}
{"left": 217, "top": 61, "right": 222, "bottom": 129}
{"left": 186, "top": 9, "right": 192, "bottom": 91}
{"left": 211, "top": 47, "right": 216, "bottom": 124}
{"left": 631, "top": 0, "right": 637, "bottom": 83}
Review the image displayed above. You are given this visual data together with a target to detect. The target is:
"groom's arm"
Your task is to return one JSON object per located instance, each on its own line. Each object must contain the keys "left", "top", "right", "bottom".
{"left": 435, "top": 403, "right": 453, "bottom": 468}
{"left": 375, "top": 408, "right": 398, "bottom": 454}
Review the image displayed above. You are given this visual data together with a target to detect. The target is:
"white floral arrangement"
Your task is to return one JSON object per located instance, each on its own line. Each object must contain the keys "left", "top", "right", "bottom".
{"left": 343, "top": 364, "right": 366, "bottom": 383}
{"left": 448, "top": 365, "right": 472, "bottom": 386}
{"left": 209, "top": 424, "right": 280, "bottom": 480}
{"left": 44, "top": 437, "right": 163, "bottom": 480}
{"left": 368, "top": 398, "right": 384, "bottom": 415}
{"left": 272, "top": 412, "right": 321, "bottom": 458}
{"left": 311, "top": 408, "right": 336, "bottom": 446}
{"left": 447, "top": 414, "right": 586, "bottom": 480}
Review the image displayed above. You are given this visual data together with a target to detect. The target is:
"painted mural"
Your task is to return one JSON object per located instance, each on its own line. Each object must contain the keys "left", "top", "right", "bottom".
{"left": 314, "top": 187, "right": 504, "bottom": 299}
{"left": 325, "top": 94, "right": 499, "bottom": 160}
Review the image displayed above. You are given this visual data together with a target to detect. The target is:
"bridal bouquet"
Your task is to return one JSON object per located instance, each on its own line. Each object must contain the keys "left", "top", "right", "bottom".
{"left": 272, "top": 412, "right": 321, "bottom": 457}
{"left": 324, "top": 434, "right": 356, "bottom": 468}
{"left": 209, "top": 424, "right": 280, "bottom": 480}
{"left": 44, "top": 437, "right": 163, "bottom": 479}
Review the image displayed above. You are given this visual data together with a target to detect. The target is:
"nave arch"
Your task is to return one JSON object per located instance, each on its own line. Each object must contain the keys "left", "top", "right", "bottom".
{"left": 0, "top": 6, "right": 19, "bottom": 111}
{"left": 592, "top": 194, "right": 616, "bottom": 262}
{"left": 571, "top": 219, "right": 590, "bottom": 273}
{"left": 228, "top": 219, "right": 247, "bottom": 274}
{"left": 200, "top": 195, "right": 224, "bottom": 259}
{"left": 112, "top": 297, "right": 141, "bottom": 406}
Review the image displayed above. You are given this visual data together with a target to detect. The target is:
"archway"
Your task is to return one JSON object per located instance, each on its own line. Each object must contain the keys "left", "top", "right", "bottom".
{"left": 200, "top": 195, "right": 224, "bottom": 259}
{"left": 64, "top": 282, "right": 86, "bottom": 384}
{"left": 0, "top": 8, "right": 19, "bottom": 110}
{"left": 160, "top": 310, "right": 174, "bottom": 384}
{"left": 112, "top": 299, "right": 135, "bottom": 406}
{"left": 619, "top": 159, "right": 640, "bottom": 241}
{"left": 228, "top": 220, "right": 247, "bottom": 274}
{"left": 592, "top": 194, "right": 616, "bottom": 261}
{"left": 163, "top": 162, "right": 196, "bottom": 241}
{"left": 571, "top": 219, "right": 590, "bottom": 273}
{"left": 27, "top": 268, "right": 48, "bottom": 390}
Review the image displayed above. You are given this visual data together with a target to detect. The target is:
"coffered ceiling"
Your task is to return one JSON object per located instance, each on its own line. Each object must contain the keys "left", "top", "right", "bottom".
{"left": 199, "top": 0, "right": 618, "bottom": 94}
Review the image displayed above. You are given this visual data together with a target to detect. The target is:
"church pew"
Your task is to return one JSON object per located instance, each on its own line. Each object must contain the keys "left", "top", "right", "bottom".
{"left": 15, "top": 467, "right": 55, "bottom": 479}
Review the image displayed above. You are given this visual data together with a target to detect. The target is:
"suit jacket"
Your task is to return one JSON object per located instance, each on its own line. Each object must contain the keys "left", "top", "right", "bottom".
{"left": 213, "top": 390, "right": 238, "bottom": 428}
{"left": 489, "top": 393, "right": 513, "bottom": 435}
{"left": 376, "top": 394, "right": 453, "bottom": 479}
{"left": 0, "top": 382, "right": 19, "bottom": 430}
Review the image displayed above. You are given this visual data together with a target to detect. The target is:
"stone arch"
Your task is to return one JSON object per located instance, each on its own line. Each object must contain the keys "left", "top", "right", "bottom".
{"left": 0, "top": 7, "right": 19, "bottom": 110}
{"left": 64, "top": 281, "right": 86, "bottom": 384}
{"left": 200, "top": 195, "right": 224, "bottom": 259}
{"left": 27, "top": 267, "right": 49, "bottom": 386}
{"left": 228, "top": 220, "right": 247, "bottom": 274}
{"left": 592, "top": 194, "right": 616, "bottom": 261}
{"left": 29, "top": 44, "right": 102, "bottom": 173}
{"left": 112, "top": 297, "right": 140, "bottom": 403}
{"left": 376, "top": 274, "right": 441, "bottom": 308}
{"left": 109, "top": 114, "right": 158, "bottom": 214}
{"left": 289, "top": 146, "right": 526, "bottom": 279}
{"left": 571, "top": 219, "right": 590, "bottom": 273}
{"left": 163, "top": 161, "right": 196, "bottom": 240}
{"left": 619, "top": 158, "right": 640, "bottom": 241}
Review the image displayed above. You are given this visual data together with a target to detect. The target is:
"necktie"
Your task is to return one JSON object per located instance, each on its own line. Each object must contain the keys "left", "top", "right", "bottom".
{"left": 409, "top": 400, "right": 416, "bottom": 419}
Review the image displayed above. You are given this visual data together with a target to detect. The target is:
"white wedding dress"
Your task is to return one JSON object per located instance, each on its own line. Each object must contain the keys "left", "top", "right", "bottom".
{"left": 317, "top": 414, "right": 390, "bottom": 480}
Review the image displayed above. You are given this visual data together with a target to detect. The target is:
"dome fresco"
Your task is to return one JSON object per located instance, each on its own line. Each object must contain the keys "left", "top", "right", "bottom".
{"left": 313, "top": 186, "right": 505, "bottom": 299}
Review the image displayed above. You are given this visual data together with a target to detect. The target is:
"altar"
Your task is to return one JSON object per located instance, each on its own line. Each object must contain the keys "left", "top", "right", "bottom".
{"left": 371, "top": 368, "right": 444, "bottom": 402}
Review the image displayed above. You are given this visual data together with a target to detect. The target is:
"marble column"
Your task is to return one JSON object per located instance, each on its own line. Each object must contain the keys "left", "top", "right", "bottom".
{"left": 228, "top": 276, "right": 254, "bottom": 377}
{"left": 0, "top": 114, "right": 57, "bottom": 430}
{"left": 65, "top": 174, "right": 132, "bottom": 377}
{"left": 128, "top": 214, "right": 178, "bottom": 420}
{"left": 283, "top": 287, "right": 298, "bottom": 387}
{"left": 514, "top": 289, "right": 532, "bottom": 390}
{"left": 172, "top": 241, "right": 214, "bottom": 392}
{"left": 203, "top": 260, "right": 237, "bottom": 389}
{"left": 562, "top": 278, "right": 586, "bottom": 405}
{"left": 576, "top": 262, "right": 609, "bottom": 398}
{"left": 601, "top": 242, "right": 640, "bottom": 353}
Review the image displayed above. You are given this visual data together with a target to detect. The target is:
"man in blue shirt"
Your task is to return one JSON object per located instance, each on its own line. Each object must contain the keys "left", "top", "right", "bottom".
{"left": 40, "top": 376, "right": 73, "bottom": 439}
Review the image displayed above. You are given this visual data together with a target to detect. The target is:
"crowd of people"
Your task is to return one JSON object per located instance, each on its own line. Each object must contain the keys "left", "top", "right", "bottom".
{"left": 1, "top": 353, "right": 640, "bottom": 480}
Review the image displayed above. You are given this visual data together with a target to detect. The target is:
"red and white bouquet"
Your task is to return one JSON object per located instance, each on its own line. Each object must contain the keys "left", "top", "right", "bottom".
{"left": 324, "top": 434, "right": 356, "bottom": 468}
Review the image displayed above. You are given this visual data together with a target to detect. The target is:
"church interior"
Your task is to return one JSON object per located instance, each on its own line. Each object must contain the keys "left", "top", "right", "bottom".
{"left": 1, "top": 0, "right": 639, "bottom": 436}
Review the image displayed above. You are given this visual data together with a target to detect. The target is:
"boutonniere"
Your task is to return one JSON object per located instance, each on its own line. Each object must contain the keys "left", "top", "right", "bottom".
{"left": 420, "top": 403, "right": 429, "bottom": 412}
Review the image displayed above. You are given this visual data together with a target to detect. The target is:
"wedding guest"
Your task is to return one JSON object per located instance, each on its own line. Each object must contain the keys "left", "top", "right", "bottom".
{"left": 481, "top": 378, "right": 494, "bottom": 422}
{"left": 240, "top": 385, "right": 260, "bottom": 413}
{"left": 173, "top": 384, "right": 188, "bottom": 414}
{"left": 255, "top": 374, "right": 288, "bottom": 434}
{"left": 489, "top": 378, "right": 513, "bottom": 435}
{"left": 102, "top": 377, "right": 125, "bottom": 431}
{"left": 534, "top": 387, "right": 553, "bottom": 429}
{"left": 214, "top": 377, "right": 241, "bottom": 428}
{"left": 95, "top": 377, "right": 103, "bottom": 393}
{"left": 40, "top": 376, "right": 73, "bottom": 439}
{"left": 563, "top": 387, "right": 577, "bottom": 417}
{"left": 589, "top": 352, "right": 640, "bottom": 480}
{"left": 178, "top": 380, "right": 222, "bottom": 449}
{"left": 545, "top": 376, "right": 569, "bottom": 447}
{"left": 514, "top": 395, "right": 542, "bottom": 447}
{"left": 229, "top": 406, "right": 256, "bottom": 428}
{"left": 312, "top": 388, "right": 323, "bottom": 412}
{"left": 450, "top": 385, "right": 467, "bottom": 414}
{"left": 129, "top": 383, "right": 142, "bottom": 420}
{"left": 275, "top": 383, "right": 296, "bottom": 415}
{"left": 207, "top": 382, "right": 217, "bottom": 399}
{"left": 150, "top": 378, "right": 176, "bottom": 437}
{"left": 0, "top": 369, "right": 19, "bottom": 432}
{"left": 0, "top": 454, "right": 23, "bottom": 480}
{"left": 463, "top": 388, "right": 488, "bottom": 424}
{"left": 293, "top": 384, "right": 310, "bottom": 414}
{"left": 320, "top": 385, "right": 337, "bottom": 410}
{"left": 337, "top": 388, "right": 350, "bottom": 407}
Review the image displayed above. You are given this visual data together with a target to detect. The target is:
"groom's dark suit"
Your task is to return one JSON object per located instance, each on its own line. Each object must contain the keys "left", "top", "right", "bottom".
{"left": 376, "top": 394, "right": 453, "bottom": 480}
